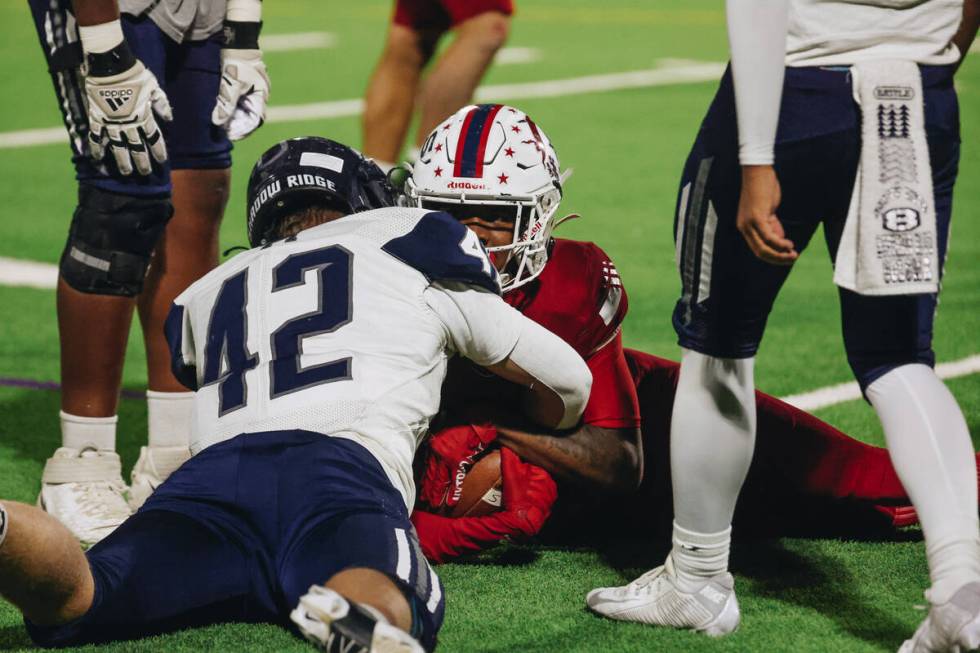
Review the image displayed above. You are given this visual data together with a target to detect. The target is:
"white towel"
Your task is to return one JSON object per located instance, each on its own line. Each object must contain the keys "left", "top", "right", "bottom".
{"left": 833, "top": 60, "right": 939, "bottom": 296}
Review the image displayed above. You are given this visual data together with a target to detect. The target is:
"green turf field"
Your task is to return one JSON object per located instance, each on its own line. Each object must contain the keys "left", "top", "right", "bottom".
{"left": 0, "top": 0, "right": 978, "bottom": 650}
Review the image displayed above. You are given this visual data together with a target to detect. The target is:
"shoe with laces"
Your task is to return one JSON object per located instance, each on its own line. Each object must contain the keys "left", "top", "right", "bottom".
{"left": 586, "top": 554, "right": 740, "bottom": 636}
{"left": 37, "top": 447, "right": 132, "bottom": 548}
{"left": 129, "top": 445, "right": 191, "bottom": 510}
{"left": 899, "top": 582, "right": 980, "bottom": 653}
{"left": 291, "top": 585, "right": 424, "bottom": 653}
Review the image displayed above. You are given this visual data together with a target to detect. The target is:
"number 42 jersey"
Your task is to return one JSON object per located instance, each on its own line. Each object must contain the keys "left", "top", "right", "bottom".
{"left": 165, "top": 207, "right": 519, "bottom": 508}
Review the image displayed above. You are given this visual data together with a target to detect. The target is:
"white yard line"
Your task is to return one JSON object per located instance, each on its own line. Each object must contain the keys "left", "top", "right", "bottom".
{"left": 0, "top": 59, "right": 724, "bottom": 149}
{"left": 262, "top": 31, "right": 337, "bottom": 52}
{"left": 0, "top": 256, "right": 58, "bottom": 290}
{"left": 780, "top": 355, "right": 980, "bottom": 411}
{"left": 1, "top": 254, "right": 977, "bottom": 411}
{"left": 496, "top": 46, "right": 542, "bottom": 65}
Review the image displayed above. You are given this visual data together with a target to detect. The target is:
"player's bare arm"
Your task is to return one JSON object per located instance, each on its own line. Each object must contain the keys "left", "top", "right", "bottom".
{"left": 494, "top": 422, "right": 642, "bottom": 494}
{"left": 737, "top": 165, "right": 796, "bottom": 265}
{"left": 69, "top": 0, "right": 118, "bottom": 25}
{"left": 953, "top": 0, "right": 980, "bottom": 71}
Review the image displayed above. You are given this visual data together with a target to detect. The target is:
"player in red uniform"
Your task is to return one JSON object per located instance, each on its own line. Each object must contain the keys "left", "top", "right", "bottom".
{"left": 403, "top": 105, "right": 970, "bottom": 562}
{"left": 362, "top": 0, "right": 514, "bottom": 171}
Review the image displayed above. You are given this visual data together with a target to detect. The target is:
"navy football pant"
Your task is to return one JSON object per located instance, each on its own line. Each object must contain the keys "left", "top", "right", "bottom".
{"left": 26, "top": 432, "right": 444, "bottom": 651}
{"left": 27, "top": 1, "right": 232, "bottom": 196}
{"left": 671, "top": 65, "right": 960, "bottom": 390}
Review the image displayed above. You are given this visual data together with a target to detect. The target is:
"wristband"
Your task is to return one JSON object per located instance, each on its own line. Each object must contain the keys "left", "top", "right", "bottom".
{"left": 0, "top": 503, "right": 8, "bottom": 549}
{"left": 226, "top": 0, "right": 263, "bottom": 22}
{"left": 78, "top": 19, "right": 124, "bottom": 54}
{"left": 86, "top": 40, "right": 137, "bottom": 77}
{"left": 222, "top": 20, "right": 262, "bottom": 49}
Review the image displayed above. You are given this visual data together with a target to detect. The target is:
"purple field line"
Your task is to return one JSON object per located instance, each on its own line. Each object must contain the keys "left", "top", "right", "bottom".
{"left": 0, "top": 377, "right": 144, "bottom": 400}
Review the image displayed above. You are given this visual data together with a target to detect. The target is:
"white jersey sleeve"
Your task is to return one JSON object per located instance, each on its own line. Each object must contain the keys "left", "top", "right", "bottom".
{"left": 727, "top": 0, "right": 789, "bottom": 166}
{"left": 422, "top": 282, "right": 522, "bottom": 366}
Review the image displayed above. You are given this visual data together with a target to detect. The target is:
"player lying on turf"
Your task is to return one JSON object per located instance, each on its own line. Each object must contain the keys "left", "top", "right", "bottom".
{"left": 392, "top": 105, "right": 969, "bottom": 563}
{"left": 0, "top": 137, "right": 593, "bottom": 652}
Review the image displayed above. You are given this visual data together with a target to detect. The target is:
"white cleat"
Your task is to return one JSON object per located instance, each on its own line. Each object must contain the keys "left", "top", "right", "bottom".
{"left": 586, "top": 554, "right": 741, "bottom": 637}
{"left": 129, "top": 445, "right": 191, "bottom": 510}
{"left": 37, "top": 447, "right": 132, "bottom": 548}
{"left": 291, "top": 585, "right": 424, "bottom": 653}
{"left": 899, "top": 582, "right": 980, "bottom": 653}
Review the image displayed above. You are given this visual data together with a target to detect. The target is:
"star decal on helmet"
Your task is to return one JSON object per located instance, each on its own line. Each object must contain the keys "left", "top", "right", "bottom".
{"left": 435, "top": 143, "right": 443, "bottom": 152}
{"left": 498, "top": 173, "right": 509, "bottom": 184}
{"left": 434, "top": 167, "right": 443, "bottom": 177}
{"left": 511, "top": 125, "right": 521, "bottom": 133}
{"left": 505, "top": 147, "right": 515, "bottom": 157}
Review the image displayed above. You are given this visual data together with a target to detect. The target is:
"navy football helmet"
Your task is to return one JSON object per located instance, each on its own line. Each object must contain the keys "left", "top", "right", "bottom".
{"left": 246, "top": 137, "right": 396, "bottom": 246}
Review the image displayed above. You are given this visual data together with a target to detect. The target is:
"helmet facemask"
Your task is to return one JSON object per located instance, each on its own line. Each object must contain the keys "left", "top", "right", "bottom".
{"left": 409, "top": 180, "right": 562, "bottom": 292}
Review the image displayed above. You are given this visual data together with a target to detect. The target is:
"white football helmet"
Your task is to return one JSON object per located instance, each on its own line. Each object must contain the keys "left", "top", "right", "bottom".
{"left": 407, "top": 104, "right": 566, "bottom": 292}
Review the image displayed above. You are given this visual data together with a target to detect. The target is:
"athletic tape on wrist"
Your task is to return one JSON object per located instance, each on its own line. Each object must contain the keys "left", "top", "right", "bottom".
{"left": 78, "top": 19, "right": 124, "bottom": 54}
{"left": 222, "top": 20, "right": 262, "bottom": 49}
{"left": 0, "top": 503, "right": 8, "bottom": 549}
{"left": 226, "top": 0, "right": 262, "bottom": 23}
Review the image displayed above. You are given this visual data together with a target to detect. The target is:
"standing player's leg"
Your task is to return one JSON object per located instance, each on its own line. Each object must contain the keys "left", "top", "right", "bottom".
{"left": 828, "top": 68, "right": 980, "bottom": 650}
{"left": 363, "top": 1, "right": 447, "bottom": 170}
{"left": 27, "top": 0, "right": 174, "bottom": 545}
{"left": 130, "top": 31, "right": 232, "bottom": 509}
{"left": 414, "top": 6, "right": 511, "bottom": 147}
{"left": 587, "top": 69, "right": 855, "bottom": 634}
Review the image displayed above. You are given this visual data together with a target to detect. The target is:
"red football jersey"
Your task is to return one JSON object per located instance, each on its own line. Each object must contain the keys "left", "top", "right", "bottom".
{"left": 503, "top": 239, "right": 640, "bottom": 429}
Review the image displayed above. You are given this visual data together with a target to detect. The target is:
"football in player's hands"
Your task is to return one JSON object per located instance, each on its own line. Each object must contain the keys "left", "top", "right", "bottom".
{"left": 447, "top": 450, "right": 502, "bottom": 518}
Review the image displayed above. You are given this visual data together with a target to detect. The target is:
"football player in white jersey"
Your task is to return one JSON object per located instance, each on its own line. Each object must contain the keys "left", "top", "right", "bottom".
{"left": 0, "top": 137, "right": 592, "bottom": 653}
{"left": 587, "top": 1, "right": 980, "bottom": 650}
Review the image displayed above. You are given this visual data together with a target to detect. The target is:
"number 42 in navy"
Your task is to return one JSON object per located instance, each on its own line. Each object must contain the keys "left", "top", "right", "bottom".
{"left": 201, "top": 245, "right": 353, "bottom": 415}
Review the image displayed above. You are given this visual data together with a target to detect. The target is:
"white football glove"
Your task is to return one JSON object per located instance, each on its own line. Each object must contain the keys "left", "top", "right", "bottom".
{"left": 86, "top": 60, "right": 173, "bottom": 176}
{"left": 212, "top": 49, "right": 270, "bottom": 141}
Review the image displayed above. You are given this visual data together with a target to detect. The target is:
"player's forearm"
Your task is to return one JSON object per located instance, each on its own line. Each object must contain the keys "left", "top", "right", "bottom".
{"left": 69, "top": 0, "right": 119, "bottom": 27}
{"left": 953, "top": 0, "right": 980, "bottom": 70}
{"left": 495, "top": 424, "right": 642, "bottom": 494}
{"left": 726, "top": 0, "right": 789, "bottom": 165}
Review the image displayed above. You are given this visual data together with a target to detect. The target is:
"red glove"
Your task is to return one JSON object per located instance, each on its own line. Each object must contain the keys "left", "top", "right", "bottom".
{"left": 412, "top": 447, "right": 558, "bottom": 563}
{"left": 418, "top": 423, "right": 498, "bottom": 512}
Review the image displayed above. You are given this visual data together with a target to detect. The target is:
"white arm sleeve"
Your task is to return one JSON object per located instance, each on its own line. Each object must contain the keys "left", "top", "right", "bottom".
{"left": 423, "top": 282, "right": 523, "bottom": 366}
{"left": 424, "top": 282, "right": 593, "bottom": 429}
{"left": 727, "top": 0, "right": 789, "bottom": 165}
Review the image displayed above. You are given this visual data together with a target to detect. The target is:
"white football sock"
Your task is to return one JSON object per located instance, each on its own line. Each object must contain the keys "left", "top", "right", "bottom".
{"left": 867, "top": 363, "right": 980, "bottom": 603}
{"left": 146, "top": 390, "right": 193, "bottom": 448}
{"left": 671, "top": 521, "right": 732, "bottom": 591}
{"left": 60, "top": 410, "right": 116, "bottom": 451}
{"left": 670, "top": 349, "right": 757, "bottom": 534}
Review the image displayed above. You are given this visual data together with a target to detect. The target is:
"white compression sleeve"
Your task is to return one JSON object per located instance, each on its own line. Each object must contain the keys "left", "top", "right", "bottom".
{"left": 424, "top": 282, "right": 592, "bottom": 429}
{"left": 670, "top": 349, "right": 757, "bottom": 534}
{"left": 726, "top": 0, "right": 789, "bottom": 165}
{"left": 506, "top": 317, "right": 593, "bottom": 430}
{"left": 867, "top": 364, "right": 980, "bottom": 603}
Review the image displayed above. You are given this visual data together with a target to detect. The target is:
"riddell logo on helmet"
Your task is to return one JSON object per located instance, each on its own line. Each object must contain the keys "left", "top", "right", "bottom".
{"left": 446, "top": 181, "right": 487, "bottom": 190}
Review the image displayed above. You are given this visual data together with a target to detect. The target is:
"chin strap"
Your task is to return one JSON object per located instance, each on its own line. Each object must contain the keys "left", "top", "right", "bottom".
{"left": 552, "top": 213, "right": 581, "bottom": 231}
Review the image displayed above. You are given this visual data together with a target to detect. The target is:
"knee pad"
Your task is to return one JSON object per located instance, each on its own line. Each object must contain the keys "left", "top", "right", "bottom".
{"left": 59, "top": 185, "right": 173, "bottom": 296}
